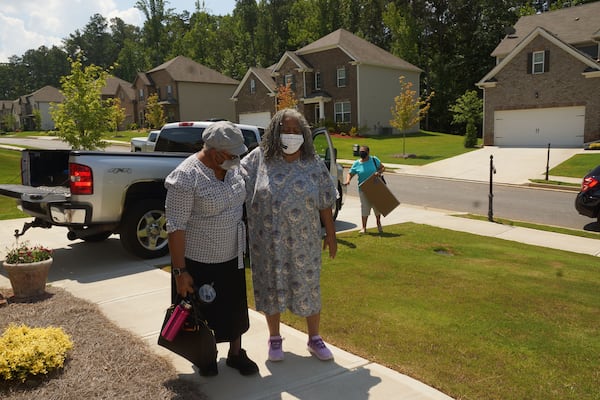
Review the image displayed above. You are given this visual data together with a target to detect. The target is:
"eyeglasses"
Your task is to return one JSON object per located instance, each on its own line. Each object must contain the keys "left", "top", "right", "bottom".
{"left": 221, "top": 152, "right": 239, "bottom": 160}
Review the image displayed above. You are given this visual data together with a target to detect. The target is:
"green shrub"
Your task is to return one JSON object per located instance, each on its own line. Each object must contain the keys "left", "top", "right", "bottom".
{"left": 0, "top": 324, "right": 73, "bottom": 382}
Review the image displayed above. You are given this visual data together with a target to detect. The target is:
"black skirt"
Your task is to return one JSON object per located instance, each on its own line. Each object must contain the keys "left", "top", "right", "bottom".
{"left": 171, "top": 257, "right": 250, "bottom": 343}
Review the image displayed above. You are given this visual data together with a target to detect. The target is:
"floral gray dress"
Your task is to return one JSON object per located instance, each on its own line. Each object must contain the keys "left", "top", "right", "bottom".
{"left": 241, "top": 148, "right": 336, "bottom": 317}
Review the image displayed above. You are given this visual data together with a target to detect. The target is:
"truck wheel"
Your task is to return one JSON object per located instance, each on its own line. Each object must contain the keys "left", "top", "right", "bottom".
{"left": 120, "top": 199, "right": 169, "bottom": 259}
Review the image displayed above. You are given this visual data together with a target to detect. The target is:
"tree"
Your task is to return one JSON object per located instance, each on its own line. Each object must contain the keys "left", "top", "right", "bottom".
{"left": 449, "top": 90, "right": 483, "bottom": 148}
{"left": 50, "top": 54, "right": 114, "bottom": 150}
{"left": 390, "top": 76, "right": 434, "bottom": 157}
{"left": 144, "top": 93, "right": 166, "bottom": 129}
{"left": 110, "top": 97, "right": 126, "bottom": 132}
{"left": 276, "top": 83, "right": 298, "bottom": 111}
{"left": 33, "top": 109, "right": 42, "bottom": 131}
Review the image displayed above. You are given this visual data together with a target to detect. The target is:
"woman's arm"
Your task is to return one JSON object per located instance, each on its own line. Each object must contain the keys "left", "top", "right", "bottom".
{"left": 319, "top": 207, "right": 337, "bottom": 259}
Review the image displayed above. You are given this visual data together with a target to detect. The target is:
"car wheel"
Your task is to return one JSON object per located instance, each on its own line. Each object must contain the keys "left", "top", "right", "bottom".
{"left": 120, "top": 199, "right": 169, "bottom": 259}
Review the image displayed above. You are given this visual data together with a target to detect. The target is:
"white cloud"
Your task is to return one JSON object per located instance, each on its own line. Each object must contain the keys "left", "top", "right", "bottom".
{"left": 0, "top": 0, "right": 143, "bottom": 62}
{"left": 0, "top": 0, "right": 234, "bottom": 63}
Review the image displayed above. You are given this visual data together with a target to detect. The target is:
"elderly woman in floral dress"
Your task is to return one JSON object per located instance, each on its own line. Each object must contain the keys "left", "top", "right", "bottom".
{"left": 241, "top": 108, "right": 337, "bottom": 362}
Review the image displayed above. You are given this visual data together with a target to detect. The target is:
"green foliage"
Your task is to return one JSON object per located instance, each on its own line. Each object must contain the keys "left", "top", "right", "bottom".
{"left": 144, "top": 93, "right": 166, "bottom": 129}
{"left": 110, "top": 97, "right": 126, "bottom": 131}
{"left": 4, "top": 242, "right": 53, "bottom": 264}
{"left": 32, "top": 109, "right": 42, "bottom": 131}
{"left": 464, "top": 121, "right": 477, "bottom": 148}
{"left": 2, "top": 113, "right": 17, "bottom": 132}
{"left": 0, "top": 324, "right": 73, "bottom": 382}
{"left": 51, "top": 54, "right": 114, "bottom": 150}
{"left": 450, "top": 90, "right": 483, "bottom": 148}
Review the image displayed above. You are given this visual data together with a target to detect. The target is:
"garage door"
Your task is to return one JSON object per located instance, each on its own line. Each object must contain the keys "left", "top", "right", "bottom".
{"left": 494, "top": 106, "right": 585, "bottom": 147}
{"left": 239, "top": 112, "right": 271, "bottom": 128}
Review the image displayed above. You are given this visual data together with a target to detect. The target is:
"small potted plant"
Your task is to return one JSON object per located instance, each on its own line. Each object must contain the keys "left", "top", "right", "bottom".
{"left": 2, "top": 242, "right": 53, "bottom": 299}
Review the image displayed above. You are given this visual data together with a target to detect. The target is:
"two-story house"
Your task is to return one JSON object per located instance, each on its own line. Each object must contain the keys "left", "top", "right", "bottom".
{"left": 477, "top": 2, "right": 600, "bottom": 147}
{"left": 14, "top": 85, "right": 64, "bottom": 131}
{"left": 102, "top": 76, "right": 136, "bottom": 130}
{"left": 233, "top": 29, "right": 422, "bottom": 134}
{"left": 132, "top": 55, "right": 240, "bottom": 127}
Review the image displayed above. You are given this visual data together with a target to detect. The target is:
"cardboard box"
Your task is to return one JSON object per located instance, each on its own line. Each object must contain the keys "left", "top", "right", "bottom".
{"left": 359, "top": 174, "right": 400, "bottom": 216}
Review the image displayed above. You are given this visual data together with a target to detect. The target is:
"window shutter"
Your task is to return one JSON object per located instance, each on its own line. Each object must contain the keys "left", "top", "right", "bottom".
{"left": 544, "top": 50, "right": 550, "bottom": 72}
{"left": 527, "top": 52, "right": 532, "bottom": 74}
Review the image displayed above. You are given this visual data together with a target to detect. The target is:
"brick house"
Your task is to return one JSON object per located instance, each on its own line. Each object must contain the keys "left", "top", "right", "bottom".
{"left": 102, "top": 76, "right": 136, "bottom": 130}
{"left": 232, "top": 29, "right": 422, "bottom": 134}
{"left": 132, "top": 55, "right": 239, "bottom": 127}
{"left": 477, "top": 2, "right": 600, "bottom": 147}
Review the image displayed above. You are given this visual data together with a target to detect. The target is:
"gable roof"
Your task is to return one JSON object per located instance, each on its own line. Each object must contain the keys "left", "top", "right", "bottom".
{"left": 102, "top": 76, "right": 133, "bottom": 97}
{"left": 26, "top": 85, "right": 64, "bottom": 103}
{"left": 492, "top": 2, "right": 600, "bottom": 58}
{"left": 148, "top": 55, "right": 239, "bottom": 85}
{"left": 231, "top": 67, "right": 277, "bottom": 99}
{"left": 478, "top": 26, "right": 600, "bottom": 87}
{"left": 273, "top": 51, "right": 312, "bottom": 72}
{"left": 296, "top": 28, "right": 422, "bottom": 72}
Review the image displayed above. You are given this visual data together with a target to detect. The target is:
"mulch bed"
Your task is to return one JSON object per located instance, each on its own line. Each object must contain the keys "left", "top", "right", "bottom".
{"left": 0, "top": 286, "right": 206, "bottom": 400}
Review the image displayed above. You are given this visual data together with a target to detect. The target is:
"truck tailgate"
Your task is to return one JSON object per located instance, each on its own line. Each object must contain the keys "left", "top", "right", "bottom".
{"left": 0, "top": 184, "right": 70, "bottom": 202}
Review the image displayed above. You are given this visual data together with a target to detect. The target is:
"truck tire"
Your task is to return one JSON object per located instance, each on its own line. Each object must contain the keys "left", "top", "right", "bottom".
{"left": 120, "top": 199, "right": 169, "bottom": 259}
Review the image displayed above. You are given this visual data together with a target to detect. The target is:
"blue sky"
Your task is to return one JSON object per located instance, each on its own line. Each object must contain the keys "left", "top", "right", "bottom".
{"left": 0, "top": 0, "right": 237, "bottom": 62}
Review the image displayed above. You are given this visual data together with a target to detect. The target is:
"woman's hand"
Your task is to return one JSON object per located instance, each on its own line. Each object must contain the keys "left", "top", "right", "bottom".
{"left": 175, "top": 272, "right": 195, "bottom": 297}
{"left": 323, "top": 234, "right": 337, "bottom": 259}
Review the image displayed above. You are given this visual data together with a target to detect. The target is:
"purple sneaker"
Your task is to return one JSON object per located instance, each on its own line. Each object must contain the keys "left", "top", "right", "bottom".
{"left": 268, "top": 336, "right": 284, "bottom": 361}
{"left": 307, "top": 335, "right": 333, "bottom": 361}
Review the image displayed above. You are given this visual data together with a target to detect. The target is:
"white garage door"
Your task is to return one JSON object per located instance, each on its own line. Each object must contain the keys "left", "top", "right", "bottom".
{"left": 494, "top": 106, "right": 585, "bottom": 147}
{"left": 239, "top": 112, "right": 271, "bottom": 128}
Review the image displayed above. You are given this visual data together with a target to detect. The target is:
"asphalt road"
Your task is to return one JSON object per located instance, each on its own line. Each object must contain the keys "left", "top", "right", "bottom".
{"left": 344, "top": 172, "right": 597, "bottom": 232}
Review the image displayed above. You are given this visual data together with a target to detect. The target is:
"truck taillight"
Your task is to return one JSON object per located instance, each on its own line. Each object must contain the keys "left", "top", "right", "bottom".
{"left": 581, "top": 176, "right": 598, "bottom": 192}
{"left": 70, "top": 163, "right": 93, "bottom": 195}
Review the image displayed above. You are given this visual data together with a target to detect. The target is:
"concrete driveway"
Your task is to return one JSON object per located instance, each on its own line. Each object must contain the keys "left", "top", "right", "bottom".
{"left": 383, "top": 146, "right": 587, "bottom": 184}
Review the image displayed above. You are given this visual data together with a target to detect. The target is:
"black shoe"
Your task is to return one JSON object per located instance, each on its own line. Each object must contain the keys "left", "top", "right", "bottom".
{"left": 199, "top": 360, "right": 218, "bottom": 377}
{"left": 226, "top": 349, "right": 259, "bottom": 376}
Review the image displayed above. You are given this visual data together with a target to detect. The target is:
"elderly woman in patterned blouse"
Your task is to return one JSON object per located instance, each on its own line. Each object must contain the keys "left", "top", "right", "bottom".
{"left": 241, "top": 109, "right": 338, "bottom": 363}
{"left": 165, "top": 121, "right": 258, "bottom": 377}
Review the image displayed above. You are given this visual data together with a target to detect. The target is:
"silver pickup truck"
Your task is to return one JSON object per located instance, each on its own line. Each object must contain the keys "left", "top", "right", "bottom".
{"left": 0, "top": 124, "right": 345, "bottom": 259}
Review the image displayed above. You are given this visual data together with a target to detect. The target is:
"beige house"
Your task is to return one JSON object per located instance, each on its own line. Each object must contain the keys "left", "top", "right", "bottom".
{"left": 14, "top": 85, "right": 64, "bottom": 131}
{"left": 132, "top": 55, "right": 240, "bottom": 127}
{"left": 232, "top": 29, "right": 423, "bottom": 134}
{"left": 477, "top": 2, "right": 600, "bottom": 147}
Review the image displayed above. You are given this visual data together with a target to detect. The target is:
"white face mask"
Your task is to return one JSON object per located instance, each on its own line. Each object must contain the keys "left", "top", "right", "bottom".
{"left": 220, "top": 158, "right": 240, "bottom": 170}
{"left": 280, "top": 134, "right": 304, "bottom": 154}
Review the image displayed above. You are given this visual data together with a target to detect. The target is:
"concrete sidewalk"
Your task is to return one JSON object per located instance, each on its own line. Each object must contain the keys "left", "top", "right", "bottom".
{"left": 1, "top": 194, "right": 599, "bottom": 399}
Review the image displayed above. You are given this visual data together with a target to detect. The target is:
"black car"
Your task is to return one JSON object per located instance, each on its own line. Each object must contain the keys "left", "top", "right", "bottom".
{"left": 574, "top": 165, "right": 600, "bottom": 222}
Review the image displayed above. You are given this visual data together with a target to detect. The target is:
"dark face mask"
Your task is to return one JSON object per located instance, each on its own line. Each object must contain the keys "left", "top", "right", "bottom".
{"left": 359, "top": 151, "right": 368, "bottom": 159}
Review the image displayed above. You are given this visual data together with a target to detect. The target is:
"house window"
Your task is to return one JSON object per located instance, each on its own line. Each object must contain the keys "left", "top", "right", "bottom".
{"left": 337, "top": 68, "right": 346, "bottom": 87}
{"left": 532, "top": 51, "right": 545, "bottom": 74}
{"left": 334, "top": 101, "right": 351, "bottom": 123}
{"left": 250, "top": 79, "right": 256, "bottom": 94}
{"left": 138, "top": 89, "right": 144, "bottom": 101}
{"left": 315, "top": 72, "right": 321, "bottom": 90}
{"left": 167, "top": 85, "right": 172, "bottom": 96}
{"left": 284, "top": 74, "right": 296, "bottom": 91}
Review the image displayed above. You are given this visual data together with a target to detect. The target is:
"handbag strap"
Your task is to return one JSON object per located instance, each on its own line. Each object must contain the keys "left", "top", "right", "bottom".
{"left": 372, "top": 157, "right": 380, "bottom": 172}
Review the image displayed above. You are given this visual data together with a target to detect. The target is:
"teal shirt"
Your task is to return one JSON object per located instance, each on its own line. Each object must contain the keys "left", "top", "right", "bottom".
{"left": 349, "top": 156, "right": 382, "bottom": 187}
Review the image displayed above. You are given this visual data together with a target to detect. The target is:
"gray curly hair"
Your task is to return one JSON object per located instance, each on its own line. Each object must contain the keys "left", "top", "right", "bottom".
{"left": 261, "top": 108, "right": 315, "bottom": 160}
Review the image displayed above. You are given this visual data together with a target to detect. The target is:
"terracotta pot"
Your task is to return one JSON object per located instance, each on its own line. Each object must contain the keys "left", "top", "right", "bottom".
{"left": 2, "top": 258, "right": 52, "bottom": 299}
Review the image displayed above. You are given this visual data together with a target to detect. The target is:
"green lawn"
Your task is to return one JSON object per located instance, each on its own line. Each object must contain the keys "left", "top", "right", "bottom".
{"left": 246, "top": 224, "right": 600, "bottom": 400}
{"left": 0, "top": 149, "right": 28, "bottom": 220}
{"left": 331, "top": 130, "right": 482, "bottom": 165}
{"left": 549, "top": 153, "right": 600, "bottom": 178}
